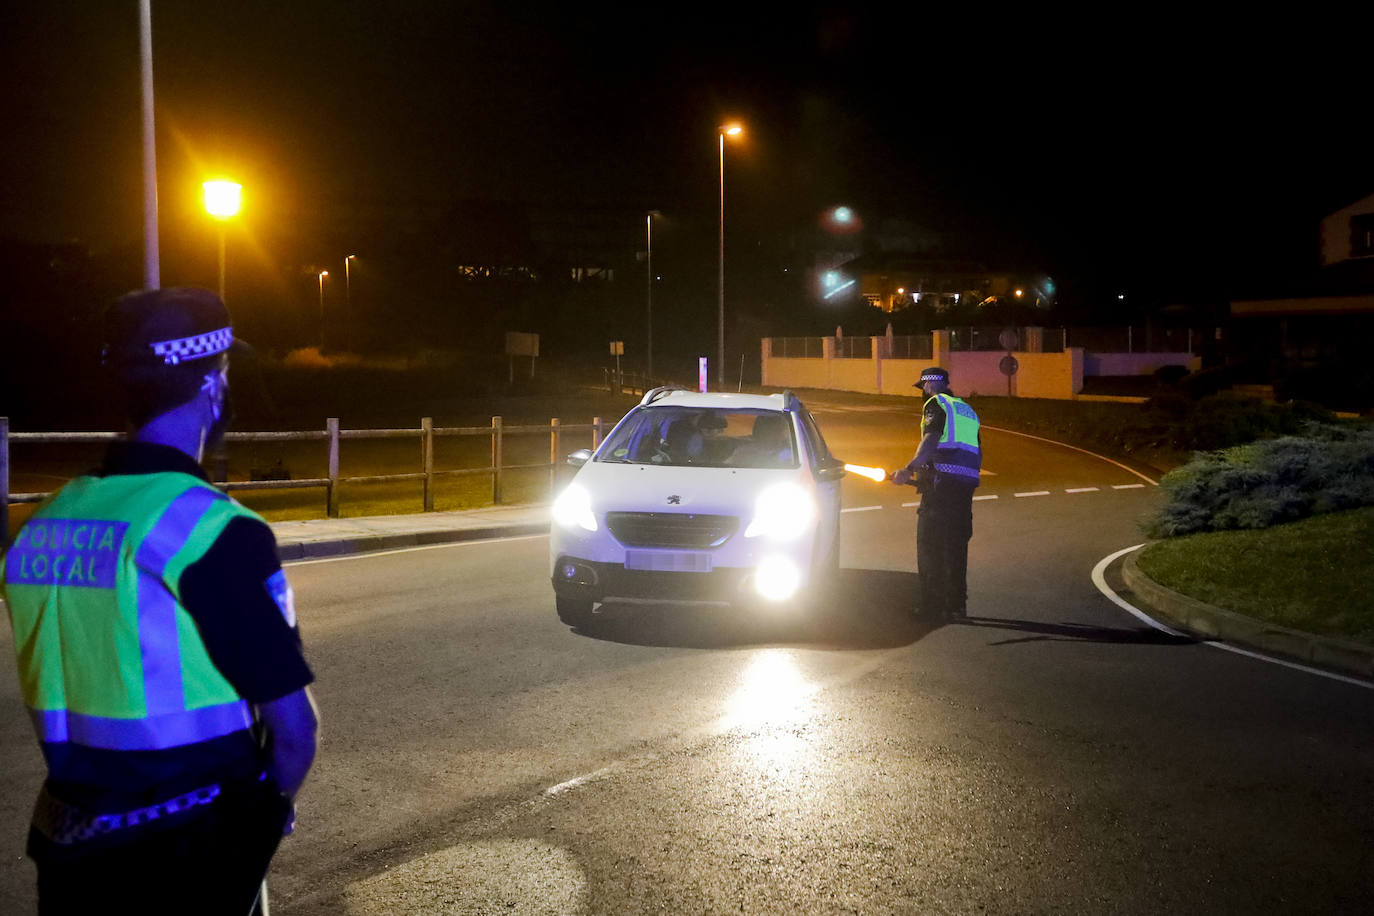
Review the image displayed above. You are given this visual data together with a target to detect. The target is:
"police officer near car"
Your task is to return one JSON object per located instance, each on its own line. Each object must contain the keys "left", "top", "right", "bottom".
{"left": 1, "top": 287, "right": 319, "bottom": 914}
{"left": 890, "top": 367, "right": 982, "bottom": 620}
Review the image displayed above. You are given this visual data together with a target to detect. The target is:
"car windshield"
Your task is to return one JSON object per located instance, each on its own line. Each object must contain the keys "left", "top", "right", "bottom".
{"left": 598, "top": 406, "right": 799, "bottom": 469}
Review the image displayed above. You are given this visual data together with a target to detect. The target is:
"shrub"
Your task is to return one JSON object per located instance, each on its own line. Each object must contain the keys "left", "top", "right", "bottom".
{"left": 1143, "top": 429, "right": 1374, "bottom": 537}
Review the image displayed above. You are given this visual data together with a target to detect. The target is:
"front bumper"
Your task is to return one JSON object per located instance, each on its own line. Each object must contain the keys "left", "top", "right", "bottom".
{"left": 551, "top": 555, "right": 755, "bottom": 604}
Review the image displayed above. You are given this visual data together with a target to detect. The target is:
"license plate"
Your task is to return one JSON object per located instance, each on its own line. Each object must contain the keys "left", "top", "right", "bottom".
{"left": 624, "top": 550, "right": 713, "bottom": 573}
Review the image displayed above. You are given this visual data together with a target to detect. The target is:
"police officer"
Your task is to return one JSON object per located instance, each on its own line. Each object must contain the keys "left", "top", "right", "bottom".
{"left": 890, "top": 367, "right": 982, "bottom": 620}
{"left": 1, "top": 287, "right": 318, "bottom": 915}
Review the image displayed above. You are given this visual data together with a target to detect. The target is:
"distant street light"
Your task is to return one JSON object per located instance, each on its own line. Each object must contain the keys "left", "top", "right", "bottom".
{"left": 646, "top": 212, "right": 660, "bottom": 378}
{"left": 318, "top": 270, "right": 329, "bottom": 351}
{"left": 718, "top": 122, "right": 743, "bottom": 387}
{"left": 345, "top": 254, "right": 357, "bottom": 352}
{"left": 202, "top": 179, "right": 242, "bottom": 302}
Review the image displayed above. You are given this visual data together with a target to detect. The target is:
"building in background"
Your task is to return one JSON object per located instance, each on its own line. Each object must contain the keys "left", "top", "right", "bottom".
{"left": 1228, "top": 191, "right": 1374, "bottom": 409}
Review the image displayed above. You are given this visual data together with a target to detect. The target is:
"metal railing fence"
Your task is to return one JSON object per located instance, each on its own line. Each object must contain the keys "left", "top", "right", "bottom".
{"left": 886, "top": 335, "right": 934, "bottom": 360}
{"left": 1, "top": 415, "right": 605, "bottom": 537}
{"left": 833, "top": 337, "right": 873, "bottom": 359}
{"left": 772, "top": 337, "right": 824, "bottom": 359}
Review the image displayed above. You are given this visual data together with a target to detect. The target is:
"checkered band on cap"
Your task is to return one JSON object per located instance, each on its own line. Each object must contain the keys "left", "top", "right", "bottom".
{"left": 920, "top": 369, "right": 949, "bottom": 383}
{"left": 150, "top": 327, "right": 233, "bottom": 366}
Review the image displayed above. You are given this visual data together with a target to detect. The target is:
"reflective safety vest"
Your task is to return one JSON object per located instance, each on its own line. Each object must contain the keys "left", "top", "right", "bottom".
{"left": 1, "top": 472, "right": 259, "bottom": 752}
{"left": 924, "top": 393, "right": 982, "bottom": 484}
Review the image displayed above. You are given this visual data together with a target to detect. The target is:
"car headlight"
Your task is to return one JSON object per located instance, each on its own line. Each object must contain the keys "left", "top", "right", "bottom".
{"left": 551, "top": 484, "right": 597, "bottom": 532}
{"left": 744, "top": 482, "right": 815, "bottom": 540}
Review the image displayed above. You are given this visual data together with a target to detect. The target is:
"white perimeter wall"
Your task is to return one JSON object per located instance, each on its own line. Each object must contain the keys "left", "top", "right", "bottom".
{"left": 763, "top": 336, "right": 1096, "bottom": 400}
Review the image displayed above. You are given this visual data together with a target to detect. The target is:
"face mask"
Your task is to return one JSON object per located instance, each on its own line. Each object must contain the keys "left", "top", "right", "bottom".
{"left": 200, "top": 367, "right": 233, "bottom": 448}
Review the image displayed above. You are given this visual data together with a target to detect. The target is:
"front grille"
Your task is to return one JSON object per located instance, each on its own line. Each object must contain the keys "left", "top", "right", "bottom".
{"left": 605, "top": 512, "right": 738, "bottom": 549}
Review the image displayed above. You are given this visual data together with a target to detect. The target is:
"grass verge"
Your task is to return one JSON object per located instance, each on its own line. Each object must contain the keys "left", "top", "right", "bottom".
{"left": 1136, "top": 506, "right": 1374, "bottom": 644}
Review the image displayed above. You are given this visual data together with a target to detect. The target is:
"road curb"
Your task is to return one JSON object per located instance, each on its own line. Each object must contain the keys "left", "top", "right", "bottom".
{"left": 1122, "top": 549, "right": 1374, "bottom": 680}
{"left": 276, "top": 522, "right": 551, "bottom": 562}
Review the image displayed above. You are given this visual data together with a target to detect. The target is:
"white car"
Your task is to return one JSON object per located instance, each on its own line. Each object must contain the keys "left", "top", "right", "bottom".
{"left": 549, "top": 387, "right": 846, "bottom": 627}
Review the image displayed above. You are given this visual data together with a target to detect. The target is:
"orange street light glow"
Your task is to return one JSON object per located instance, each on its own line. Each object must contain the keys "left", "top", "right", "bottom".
{"left": 723, "top": 124, "right": 743, "bottom": 136}
{"left": 844, "top": 463, "right": 887, "bottom": 483}
{"left": 202, "top": 180, "right": 242, "bottom": 220}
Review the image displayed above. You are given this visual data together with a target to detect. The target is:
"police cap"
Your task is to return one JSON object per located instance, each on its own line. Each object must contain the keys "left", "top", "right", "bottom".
{"left": 914, "top": 367, "right": 950, "bottom": 390}
{"left": 102, "top": 286, "right": 234, "bottom": 372}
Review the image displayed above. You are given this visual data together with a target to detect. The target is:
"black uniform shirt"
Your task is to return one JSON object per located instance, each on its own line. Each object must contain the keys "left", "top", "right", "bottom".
{"left": 921, "top": 398, "right": 946, "bottom": 441}
{"left": 39, "top": 442, "right": 314, "bottom": 811}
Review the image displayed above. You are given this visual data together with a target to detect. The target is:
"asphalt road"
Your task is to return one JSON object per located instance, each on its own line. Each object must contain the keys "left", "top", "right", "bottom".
{"left": 2, "top": 400, "right": 1373, "bottom": 913}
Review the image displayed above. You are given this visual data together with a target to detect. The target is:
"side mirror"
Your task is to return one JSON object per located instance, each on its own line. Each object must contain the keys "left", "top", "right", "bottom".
{"left": 815, "top": 458, "right": 847, "bottom": 483}
{"left": 567, "top": 448, "right": 593, "bottom": 468}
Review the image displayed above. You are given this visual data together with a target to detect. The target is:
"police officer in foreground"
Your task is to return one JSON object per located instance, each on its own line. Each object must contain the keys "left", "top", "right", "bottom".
{"left": 890, "top": 367, "right": 982, "bottom": 620}
{"left": 1, "top": 287, "right": 318, "bottom": 914}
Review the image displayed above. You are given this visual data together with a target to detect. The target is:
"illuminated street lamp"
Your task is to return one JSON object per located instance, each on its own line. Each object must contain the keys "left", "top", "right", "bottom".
{"left": 718, "top": 123, "right": 743, "bottom": 386}
{"left": 318, "top": 270, "right": 329, "bottom": 351}
{"left": 202, "top": 179, "right": 242, "bottom": 301}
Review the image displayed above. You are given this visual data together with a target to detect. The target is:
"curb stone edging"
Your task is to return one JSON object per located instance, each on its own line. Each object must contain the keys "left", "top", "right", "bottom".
{"left": 1122, "top": 548, "right": 1374, "bottom": 681}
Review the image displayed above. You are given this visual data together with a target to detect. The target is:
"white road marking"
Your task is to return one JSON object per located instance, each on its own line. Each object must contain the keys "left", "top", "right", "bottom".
{"left": 1066, "top": 487, "right": 1099, "bottom": 493}
{"left": 1112, "top": 483, "right": 1147, "bottom": 490}
{"left": 973, "top": 494, "right": 999, "bottom": 501}
{"left": 841, "top": 505, "right": 883, "bottom": 514}
{"left": 1091, "top": 545, "right": 1374, "bottom": 691}
{"left": 1014, "top": 490, "right": 1051, "bottom": 497}
{"left": 544, "top": 766, "right": 617, "bottom": 797}
{"left": 982, "top": 425, "right": 1158, "bottom": 486}
{"left": 900, "top": 500, "right": 921, "bottom": 508}
{"left": 284, "top": 532, "right": 548, "bottom": 566}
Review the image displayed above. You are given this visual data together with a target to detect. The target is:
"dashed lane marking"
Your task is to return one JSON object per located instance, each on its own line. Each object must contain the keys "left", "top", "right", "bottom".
{"left": 1066, "top": 487, "right": 1100, "bottom": 493}
{"left": 1015, "top": 490, "right": 1051, "bottom": 497}
{"left": 972, "top": 495, "right": 999, "bottom": 501}
{"left": 901, "top": 500, "right": 921, "bottom": 508}
{"left": 1112, "top": 483, "right": 1147, "bottom": 490}
{"left": 841, "top": 505, "right": 883, "bottom": 514}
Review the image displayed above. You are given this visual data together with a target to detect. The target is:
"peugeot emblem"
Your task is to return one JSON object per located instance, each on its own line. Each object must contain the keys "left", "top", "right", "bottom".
{"left": 667, "top": 495, "right": 682, "bottom": 505}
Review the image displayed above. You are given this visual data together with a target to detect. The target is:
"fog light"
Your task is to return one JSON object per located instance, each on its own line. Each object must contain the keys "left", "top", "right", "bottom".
{"left": 754, "top": 556, "right": 801, "bottom": 602}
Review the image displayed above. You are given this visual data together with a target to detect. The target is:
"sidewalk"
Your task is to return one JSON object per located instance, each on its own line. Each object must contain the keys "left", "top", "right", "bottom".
{"left": 1121, "top": 550, "right": 1374, "bottom": 681}
{"left": 271, "top": 503, "right": 551, "bottom": 562}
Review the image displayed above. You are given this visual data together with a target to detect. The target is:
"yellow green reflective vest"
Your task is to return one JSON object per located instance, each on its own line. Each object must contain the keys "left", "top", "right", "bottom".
{"left": 924, "top": 393, "right": 982, "bottom": 483}
{"left": 1, "top": 472, "right": 259, "bottom": 751}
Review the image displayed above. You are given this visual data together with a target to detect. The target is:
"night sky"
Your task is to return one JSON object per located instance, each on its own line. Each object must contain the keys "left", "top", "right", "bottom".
{"left": 1, "top": 3, "right": 1368, "bottom": 301}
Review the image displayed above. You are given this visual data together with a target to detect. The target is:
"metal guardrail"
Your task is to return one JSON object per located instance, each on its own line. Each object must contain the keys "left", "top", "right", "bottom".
{"left": 1, "top": 415, "right": 606, "bottom": 535}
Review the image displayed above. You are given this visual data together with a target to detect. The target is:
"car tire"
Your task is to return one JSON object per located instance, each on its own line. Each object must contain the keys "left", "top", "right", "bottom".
{"left": 556, "top": 596, "right": 596, "bottom": 629}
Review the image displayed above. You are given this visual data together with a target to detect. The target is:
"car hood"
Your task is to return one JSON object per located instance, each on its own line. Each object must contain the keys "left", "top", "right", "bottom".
{"left": 571, "top": 461, "right": 806, "bottom": 517}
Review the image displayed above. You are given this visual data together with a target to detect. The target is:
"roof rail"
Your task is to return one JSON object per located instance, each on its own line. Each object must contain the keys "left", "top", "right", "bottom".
{"left": 640, "top": 385, "right": 691, "bottom": 406}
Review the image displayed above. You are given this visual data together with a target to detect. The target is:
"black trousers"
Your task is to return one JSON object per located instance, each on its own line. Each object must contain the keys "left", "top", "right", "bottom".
{"left": 32, "top": 777, "right": 291, "bottom": 916}
{"left": 916, "top": 477, "right": 976, "bottom": 618}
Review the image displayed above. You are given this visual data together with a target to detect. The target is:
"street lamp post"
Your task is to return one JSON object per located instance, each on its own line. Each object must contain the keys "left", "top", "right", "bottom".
{"left": 717, "top": 124, "right": 742, "bottom": 387}
{"left": 318, "top": 270, "right": 329, "bottom": 351}
{"left": 344, "top": 254, "right": 357, "bottom": 352}
{"left": 202, "top": 180, "right": 241, "bottom": 302}
{"left": 646, "top": 212, "right": 659, "bottom": 379}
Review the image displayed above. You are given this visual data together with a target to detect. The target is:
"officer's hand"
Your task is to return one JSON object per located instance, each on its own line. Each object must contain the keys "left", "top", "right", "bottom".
{"left": 891, "top": 468, "right": 912, "bottom": 486}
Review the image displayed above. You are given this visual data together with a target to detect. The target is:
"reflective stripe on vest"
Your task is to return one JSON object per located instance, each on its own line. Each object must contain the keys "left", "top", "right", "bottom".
{"left": 31, "top": 702, "right": 252, "bottom": 750}
{"left": 2, "top": 473, "right": 258, "bottom": 751}
{"left": 927, "top": 393, "right": 982, "bottom": 481}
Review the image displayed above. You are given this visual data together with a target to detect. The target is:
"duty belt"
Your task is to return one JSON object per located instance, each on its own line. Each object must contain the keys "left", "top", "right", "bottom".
{"left": 33, "top": 782, "right": 221, "bottom": 846}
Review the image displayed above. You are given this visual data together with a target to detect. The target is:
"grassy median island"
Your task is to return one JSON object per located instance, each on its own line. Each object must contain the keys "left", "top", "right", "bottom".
{"left": 1136, "top": 506, "right": 1374, "bottom": 644}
